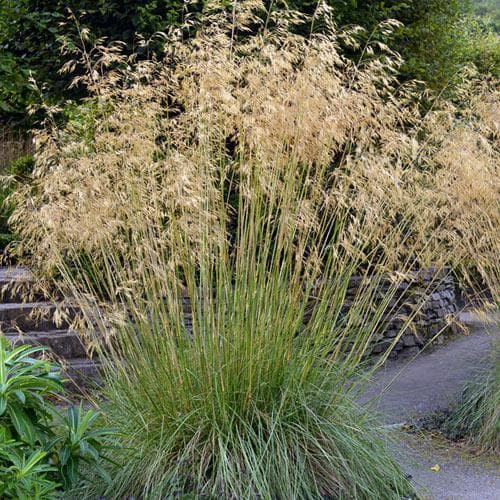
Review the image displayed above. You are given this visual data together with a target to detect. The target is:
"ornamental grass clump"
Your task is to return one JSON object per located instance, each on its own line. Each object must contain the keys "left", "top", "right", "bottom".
{"left": 444, "top": 339, "right": 500, "bottom": 454}
{"left": 6, "top": 1, "right": 499, "bottom": 497}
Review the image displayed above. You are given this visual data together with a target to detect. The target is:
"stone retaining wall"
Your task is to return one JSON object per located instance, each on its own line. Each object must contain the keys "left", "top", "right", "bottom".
{"left": 346, "top": 269, "right": 458, "bottom": 358}
{"left": 182, "top": 269, "right": 458, "bottom": 360}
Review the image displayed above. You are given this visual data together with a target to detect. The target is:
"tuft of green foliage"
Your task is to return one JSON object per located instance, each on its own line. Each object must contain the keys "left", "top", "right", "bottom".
{"left": 444, "top": 340, "right": 500, "bottom": 454}
{"left": 0, "top": 337, "right": 114, "bottom": 497}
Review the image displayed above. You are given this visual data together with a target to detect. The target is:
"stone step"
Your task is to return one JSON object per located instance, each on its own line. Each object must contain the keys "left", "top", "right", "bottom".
{"left": 3, "top": 331, "right": 101, "bottom": 390}
{"left": 4, "top": 329, "right": 88, "bottom": 359}
{"left": 63, "top": 358, "right": 102, "bottom": 390}
{"left": 0, "top": 267, "right": 100, "bottom": 391}
{"left": 0, "top": 302, "right": 74, "bottom": 332}
{"left": 0, "top": 266, "right": 36, "bottom": 302}
{"left": 0, "top": 287, "right": 45, "bottom": 303}
{"left": 0, "top": 266, "right": 33, "bottom": 283}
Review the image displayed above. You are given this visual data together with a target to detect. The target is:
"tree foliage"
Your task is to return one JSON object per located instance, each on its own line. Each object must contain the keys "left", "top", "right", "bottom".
{"left": 309, "top": 1, "right": 479, "bottom": 90}
{"left": 0, "top": 0, "right": 192, "bottom": 123}
{"left": 474, "top": 0, "right": 500, "bottom": 33}
{"left": 0, "top": 0, "right": 497, "bottom": 125}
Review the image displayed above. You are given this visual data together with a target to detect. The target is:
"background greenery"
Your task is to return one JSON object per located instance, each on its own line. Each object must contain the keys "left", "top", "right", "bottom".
{"left": 0, "top": 155, "right": 34, "bottom": 251}
{"left": 1, "top": 0, "right": 498, "bottom": 127}
{"left": 474, "top": 0, "right": 500, "bottom": 33}
{"left": 294, "top": 1, "right": 499, "bottom": 89}
{"left": 0, "top": 0, "right": 192, "bottom": 124}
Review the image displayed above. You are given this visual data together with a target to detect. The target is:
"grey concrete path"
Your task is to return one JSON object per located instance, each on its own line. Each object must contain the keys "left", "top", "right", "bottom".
{"left": 362, "top": 312, "right": 499, "bottom": 499}
{"left": 395, "top": 432, "right": 499, "bottom": 500}
{"left": 361, "top": 312, "right": 498, "bottom": 425}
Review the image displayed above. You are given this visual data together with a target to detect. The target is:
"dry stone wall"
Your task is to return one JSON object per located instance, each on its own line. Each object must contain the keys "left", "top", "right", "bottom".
{"left": 182, "top": 269, "right": 458, "bottom": 360}
{"left": 347, "top": 269, "right": 458, "bottom": 359}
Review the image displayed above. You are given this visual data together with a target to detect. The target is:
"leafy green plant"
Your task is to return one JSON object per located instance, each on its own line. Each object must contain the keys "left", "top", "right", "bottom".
{"left": 0, "top": 337, "right": 113, "bottom": 496}
{"left": 0, "top": 440, "right": 59, "bottom": 499}
{"left": 0, "top": 340, "right": 62, "bottom": 444}
{"left": 51, "top": 404, "right": 114, "bottom": 489}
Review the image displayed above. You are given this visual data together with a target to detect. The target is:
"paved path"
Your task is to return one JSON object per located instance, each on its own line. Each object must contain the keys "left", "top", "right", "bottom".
{"left": 362, "top": 312, "right": 500, "bottom": 499}
{"left": 361, "top": 312, "right": 498, "bottom": 424}
{"left": 395, "top": 432, "right": 500, "bottom": 500}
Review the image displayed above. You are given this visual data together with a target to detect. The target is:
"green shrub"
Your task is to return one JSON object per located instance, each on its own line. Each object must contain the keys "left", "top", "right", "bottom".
{"left": 465, "top": 22, "right": 500, "bottom": 77}
{"left": 444, "top": 341, "right": 500, "bottom": 453}
{"left": 288, "top": 1, "right": 476, "bottom": 91}
{"left": 0, "top": 0, "right": 195, "bottom": 124}
{"left": 0, "top": 337, "right": 113, "bottom": 497}
{"left": 0, "top": 154, "right": 34, "bottom": 252}
{"left": 474, "top": 0, "right": 500, "bottom": 33}
{"left": 0, "top": 0, "right": 487, "bottom": 122}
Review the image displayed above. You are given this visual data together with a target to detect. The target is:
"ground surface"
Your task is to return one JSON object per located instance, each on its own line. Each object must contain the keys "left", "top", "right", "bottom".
{"left": 395, "top": 431, "right": 499, "bottom": 500}
{"left": 362, "top": 312, "right": 500, "bottom": 499}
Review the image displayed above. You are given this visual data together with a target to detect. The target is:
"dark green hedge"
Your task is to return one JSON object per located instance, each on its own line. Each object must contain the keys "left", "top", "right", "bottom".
{"left": 1, "top": 0, "right": 497, "bottom": 126}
